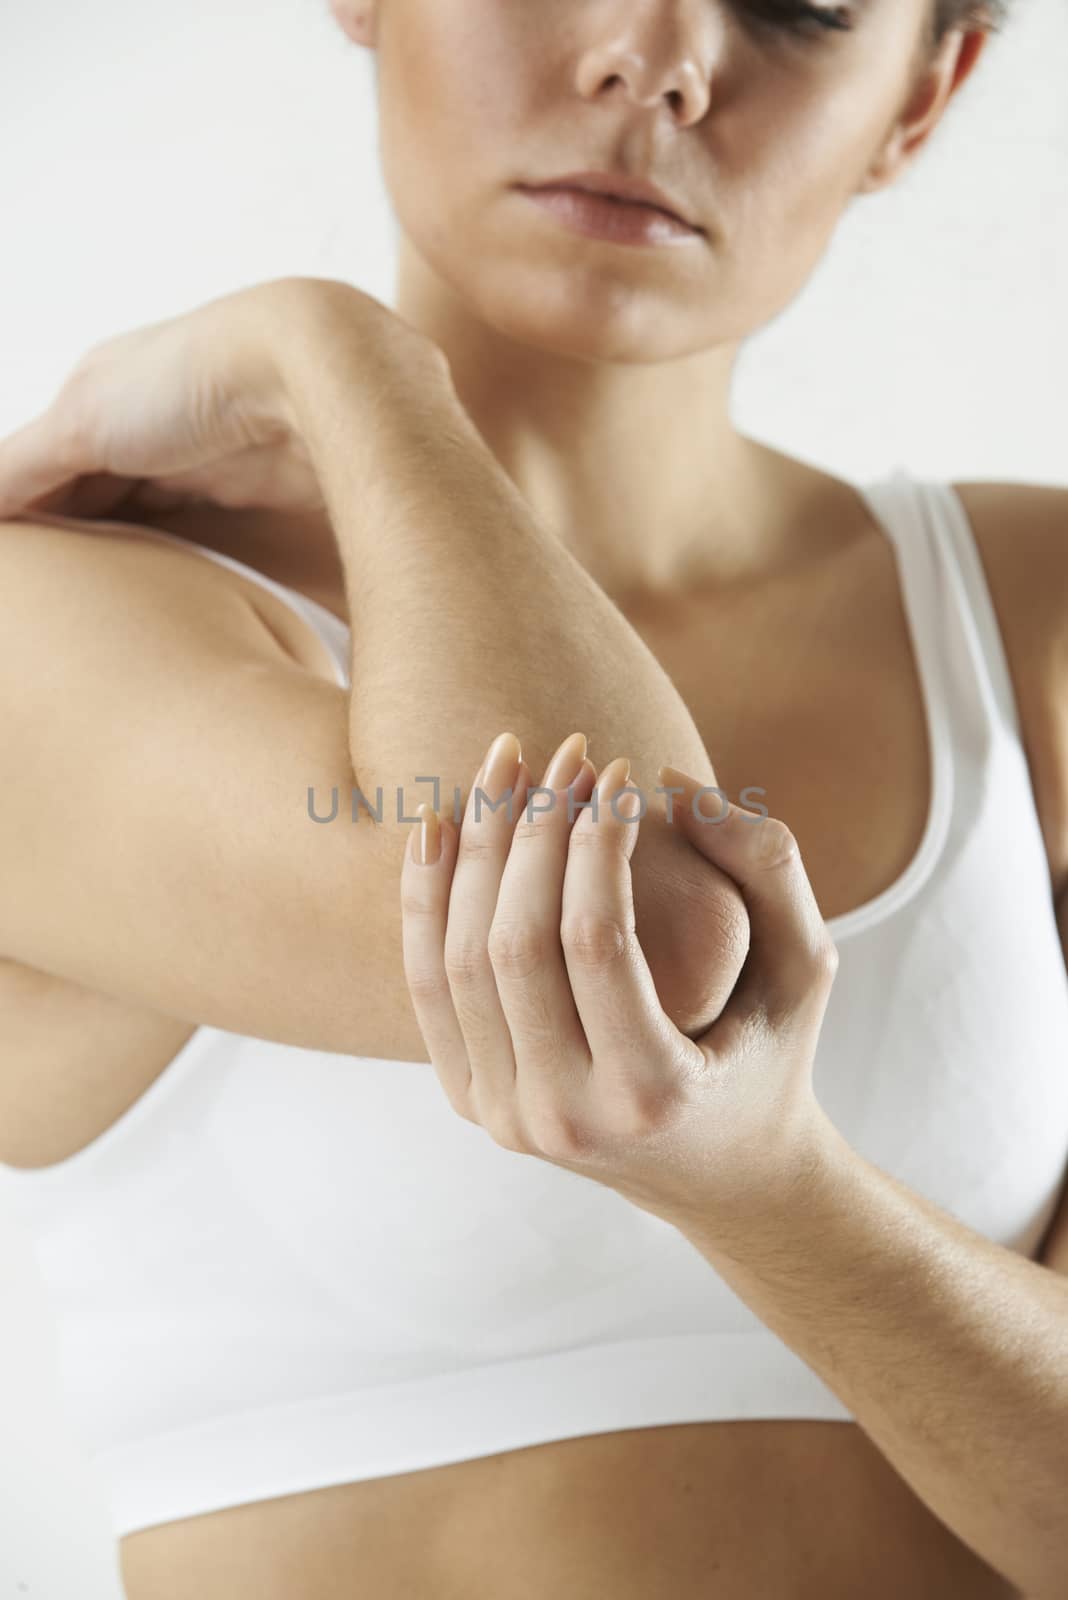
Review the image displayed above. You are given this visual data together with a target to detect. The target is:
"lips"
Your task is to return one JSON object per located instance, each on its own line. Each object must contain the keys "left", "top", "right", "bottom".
{"left": 521, "top": 171, "right": 700, "bottom": 231}
{"left": 516, "top": 185, "right": 701, "bottom": 247}
{"left": 567, "top": 187, "right": 679, "bottom": 222}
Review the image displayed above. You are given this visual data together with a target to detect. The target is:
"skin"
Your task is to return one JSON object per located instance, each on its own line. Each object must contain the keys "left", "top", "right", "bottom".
{"left": 330, "top": 0, "right": 988, "bottom": 602}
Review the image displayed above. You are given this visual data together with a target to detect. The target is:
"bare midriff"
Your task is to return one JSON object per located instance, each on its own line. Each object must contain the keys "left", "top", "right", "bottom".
{"left": 118, "top": 1420, "right": 1018, "bottom": 1598}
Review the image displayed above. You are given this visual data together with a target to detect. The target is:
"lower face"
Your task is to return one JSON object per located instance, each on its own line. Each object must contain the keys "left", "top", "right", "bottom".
{"left": 372, "top": 0, "right": 931, "bottom": 363}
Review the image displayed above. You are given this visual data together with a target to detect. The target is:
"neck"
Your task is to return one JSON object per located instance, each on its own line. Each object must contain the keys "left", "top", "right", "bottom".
{"left": 392, "top": 238, "right": 808, "bottom": 605}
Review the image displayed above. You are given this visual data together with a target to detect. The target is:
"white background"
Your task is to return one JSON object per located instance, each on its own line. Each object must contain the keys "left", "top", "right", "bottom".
{"left": 0, "top": 0, "right": 1065, "bottom": 1593}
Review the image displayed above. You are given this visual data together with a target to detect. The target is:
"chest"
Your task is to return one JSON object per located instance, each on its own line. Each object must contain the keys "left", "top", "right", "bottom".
{"left": 624, "top": 537, "right": 938, "bottom": 927}
{"left": 0, "top": 528, "right": 1055, "bottom": 1168}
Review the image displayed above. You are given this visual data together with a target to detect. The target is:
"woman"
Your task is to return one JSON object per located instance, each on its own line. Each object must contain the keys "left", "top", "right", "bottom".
{"left": 0, "top": 1, "right": 1065, "bottom": 1597}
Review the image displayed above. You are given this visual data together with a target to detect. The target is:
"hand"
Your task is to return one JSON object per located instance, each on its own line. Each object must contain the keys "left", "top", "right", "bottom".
{"left": 0, "top": 275, "right": 444, "bottom": 523}
{"left": 399, "top": 731, "right": 841, "bottom": 1239}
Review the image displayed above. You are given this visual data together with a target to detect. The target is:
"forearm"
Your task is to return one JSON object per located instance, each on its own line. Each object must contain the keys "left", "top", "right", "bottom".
{"left": 278, "top": 288, "right": 749, "bottom": 1032}
{"left": 683, "top": 1118, "right": 1068, "bottom": 1599}
{"left": 281, "top": 303, "right": 710, "bottom": 805}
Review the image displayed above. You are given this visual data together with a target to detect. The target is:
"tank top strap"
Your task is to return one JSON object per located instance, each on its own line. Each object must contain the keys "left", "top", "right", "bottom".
{"left": 909, "top": 476, "right": 1026, "bottom": 746}
{"left": 855, "top": 466, "right": 1024, "bottom": 755}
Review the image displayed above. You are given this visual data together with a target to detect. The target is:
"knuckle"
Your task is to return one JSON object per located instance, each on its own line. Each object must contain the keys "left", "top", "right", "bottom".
{"left": 566, "top": 817, "right": 617, "bottom": 854}
{"left": 486, "top": 920, "right": 551, "bottom": 978}
{"left": 481, "top": 1109, "right": 529, "bottom": 1154}
{"left": 815, "top": 935, "right": 840, "bottom": 982}
{"left": 402, "top": 962, "right": 450, "bottom": 1003}
{"left": 525, "top": 1101, "right": 592, "bottom": 1159}
{"left": 509, "top": 814, "right": 549, "bottom": 845}
{"left": 399, "top": 883, "right": 441, "bottom": 919}
{"left": 755, "top": 816, "right": 801, "bottom": 870}
{"left": 436, "top": 1073, "right": 481, "bottom": 1127}
{"left": 615, "top": 1081, "right": 676, "bottom": 1137}
{"left": 443, "top": 935, "right": 491, "bottom": 988}
{"left": 560, "top": 913, "right": 630, "bottom": 970}
{"left": 456, "top": 829, "right": 501, "bottom": 866}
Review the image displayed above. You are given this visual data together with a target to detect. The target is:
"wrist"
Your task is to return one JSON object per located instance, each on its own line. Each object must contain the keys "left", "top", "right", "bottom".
{"left": 263, "top": 277, "right": 454, "bottom": 436}
{"left": 671, "top": 1104, "right": 852, "bottom": 1257}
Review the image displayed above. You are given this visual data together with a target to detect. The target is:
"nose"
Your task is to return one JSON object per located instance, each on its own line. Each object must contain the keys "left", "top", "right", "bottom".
{"left": 575, "top": 4, "right": 716, "bottom": 128}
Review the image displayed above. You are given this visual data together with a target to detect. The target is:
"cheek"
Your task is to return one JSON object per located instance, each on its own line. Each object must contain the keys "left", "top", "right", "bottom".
{"left": 376, "top": 0, "right": 531, "bottom": 185}
{"left": 713, "top": 80, "right": 893, "bottom": 293}
{"left": 376, "top": 13, "right": 533, "bottom": 244}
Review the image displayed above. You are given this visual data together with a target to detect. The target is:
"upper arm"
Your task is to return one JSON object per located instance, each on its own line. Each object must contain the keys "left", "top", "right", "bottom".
{"left": 0, "top": 518, "right": 428, "bottom": 1061}
{"left": 1035, "top": 887, "right": 1068, "bottom": 1275}
{"left": 1016, "top": 480, "right": 1068, "bottom": 1267}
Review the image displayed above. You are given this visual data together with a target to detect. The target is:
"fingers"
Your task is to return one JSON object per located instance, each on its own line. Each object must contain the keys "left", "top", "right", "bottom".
{"left": 28, "top": 472, "right": 146, "bottom": 521}
{"left": 562, "top": 759, "right": 701, "bottom": 1120}
{"left": 658, "top": 764, "right": 839, "bottom": 1037}
{"left": 438, "top": 734, "right": 531, "bottom": 1129}
{"left": 487, "top": 735, "right": 597, "bottom": 1117}
{"left": 399, "top": 801, "right": 472, "bottom": 1119}
{"left": 0, "top": 405, "right": 83, "bottom": 520}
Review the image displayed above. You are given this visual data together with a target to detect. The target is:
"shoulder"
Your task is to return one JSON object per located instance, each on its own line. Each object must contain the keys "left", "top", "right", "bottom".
{"left": 0, "top": 514, "right": 276, "bottom": 668}
{"left": 0, "top": 513, "right": 331, "bottom": 680}
{"left": 950, "top": 481, "right": 1068, "bottom": 900}
{"left": 950, "top": 480, "right": 1067, "bottom": 641}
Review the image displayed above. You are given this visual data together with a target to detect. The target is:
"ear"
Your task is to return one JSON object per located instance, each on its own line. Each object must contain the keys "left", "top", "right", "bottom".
{"left": 856, "top": 27, "right": 990, "bottom": 195}
{"left": 328, "top": 0, "right": 378, "bottom": 49}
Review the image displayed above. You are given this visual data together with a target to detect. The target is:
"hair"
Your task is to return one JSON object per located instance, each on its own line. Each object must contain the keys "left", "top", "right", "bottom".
{"left": 930, "top": 0, "right": 1013, "bottom": 45}
{"left": 351, "top": 1, "right": 1016, "bottom": 63}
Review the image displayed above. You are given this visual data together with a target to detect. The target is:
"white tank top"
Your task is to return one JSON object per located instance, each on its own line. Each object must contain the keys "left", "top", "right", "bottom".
{"left": 3, "top": 470, "right": 1067, "bottom": 1539}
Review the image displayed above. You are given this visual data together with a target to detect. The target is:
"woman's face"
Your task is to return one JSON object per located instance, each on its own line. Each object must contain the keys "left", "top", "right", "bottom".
{"left": 340, "top": 0, "right": 974, "bottom": 364}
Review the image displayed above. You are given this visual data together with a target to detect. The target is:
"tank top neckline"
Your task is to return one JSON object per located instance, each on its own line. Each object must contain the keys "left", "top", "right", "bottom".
{"left": 819, "top": 470, "right": 953, "bottom": 941}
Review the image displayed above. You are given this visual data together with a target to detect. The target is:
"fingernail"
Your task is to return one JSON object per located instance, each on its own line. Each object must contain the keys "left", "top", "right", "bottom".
{"left": 542, "top": 731, "right": 588, "bottom": 790}
{"left": 415, "top": 803, "right": 441, "bottom": 865}
{"left": 658, "top": 763, "right": 692, "bottom": 789}
{"left": 479, "top": 731, "right": 522, "bottom": 801}
{"left": 595, "top": 756, "right": 632, "bottom": 814}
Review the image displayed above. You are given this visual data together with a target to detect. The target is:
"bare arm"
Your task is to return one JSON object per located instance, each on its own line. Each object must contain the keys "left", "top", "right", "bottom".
{"left": 0, "top": 280, "right": 747, "bottom": 1064}
{"left": 276, "top": 283, "right": 750, "bottom": 1039}
{"left": 0, "top": 520, "right": 430, "bottom": 1055}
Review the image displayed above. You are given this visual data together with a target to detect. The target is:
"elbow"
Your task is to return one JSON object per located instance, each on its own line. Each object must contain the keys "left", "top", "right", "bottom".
{"left": 632, "top": 816, "right": 751, "bottom": 1039}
